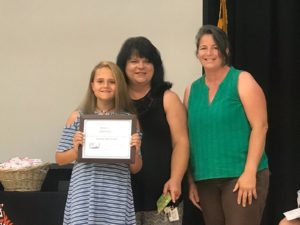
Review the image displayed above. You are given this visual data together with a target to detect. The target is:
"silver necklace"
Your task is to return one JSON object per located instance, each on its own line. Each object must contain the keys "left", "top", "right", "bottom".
{"left": 95, "top": 107, "right": 114, "bottom": 115}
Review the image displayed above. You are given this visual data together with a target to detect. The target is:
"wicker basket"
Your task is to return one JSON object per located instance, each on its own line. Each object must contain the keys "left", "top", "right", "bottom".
{"left": 0, "top": 162, "right": 50, "bottom": 191}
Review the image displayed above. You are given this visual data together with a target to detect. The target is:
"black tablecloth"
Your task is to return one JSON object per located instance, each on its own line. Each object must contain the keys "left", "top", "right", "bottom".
{"left": 0, "top": 164, "right": 72, "bottom": 225}
{"left": 0, "top": 191, "right": 67, "bottom": 225}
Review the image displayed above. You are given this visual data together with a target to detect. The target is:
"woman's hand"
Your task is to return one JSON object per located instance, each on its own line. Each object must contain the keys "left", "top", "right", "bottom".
{"left": 163, "top": 178, "right": 181, "bottom": 203}
{"left": 233, "top": 171, "right": 257, "bottom": 207}
{"left": 189, "top": 180, "right": 201, "bottom": 210}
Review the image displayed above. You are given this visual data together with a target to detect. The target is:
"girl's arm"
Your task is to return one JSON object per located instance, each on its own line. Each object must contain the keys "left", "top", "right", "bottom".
{"left": 129, "top": 132, "right": 142, "bottom": 174}
{"left": 56, "top": 111, "right": 82, "bottom": 165}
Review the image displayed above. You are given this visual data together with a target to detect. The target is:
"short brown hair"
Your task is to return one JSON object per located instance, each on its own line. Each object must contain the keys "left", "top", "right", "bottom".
{"left": 195, "top": 25, "right": 231, "bottom": 66}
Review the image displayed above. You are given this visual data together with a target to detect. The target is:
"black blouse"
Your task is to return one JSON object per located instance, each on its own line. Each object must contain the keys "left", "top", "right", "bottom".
{"left": 131, "top": 86, "right": 175, "bottom": 211}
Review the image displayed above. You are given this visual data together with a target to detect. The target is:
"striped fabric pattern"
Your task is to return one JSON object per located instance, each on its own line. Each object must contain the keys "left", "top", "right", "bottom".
{"left": 57, "top": 115, "right": 136, "bottom": 225}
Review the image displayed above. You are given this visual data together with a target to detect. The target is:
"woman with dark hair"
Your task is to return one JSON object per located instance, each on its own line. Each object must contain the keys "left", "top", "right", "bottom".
{"left": 117, "top": 37, "right": 189, "bottom": 225}
{"left": 117, "top": 37, "right": 167, "bottom": 95}
{"left": 184, "top": 25, "right": 269, "bottom": 225}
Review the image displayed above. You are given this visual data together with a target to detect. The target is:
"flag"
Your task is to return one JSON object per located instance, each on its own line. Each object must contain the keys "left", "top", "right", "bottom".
{"left": 217, "top": 0, "right": 228, "bottom": 34}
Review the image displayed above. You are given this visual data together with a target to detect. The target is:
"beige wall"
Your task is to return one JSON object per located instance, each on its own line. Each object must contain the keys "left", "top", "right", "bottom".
{"left": 0, "top": 0, "right": 202, "bottom": 163}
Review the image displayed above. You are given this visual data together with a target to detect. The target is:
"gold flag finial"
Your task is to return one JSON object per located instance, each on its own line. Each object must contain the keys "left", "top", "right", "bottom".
{"left": 217, "top": 0, "right": 228, "bottom": 34}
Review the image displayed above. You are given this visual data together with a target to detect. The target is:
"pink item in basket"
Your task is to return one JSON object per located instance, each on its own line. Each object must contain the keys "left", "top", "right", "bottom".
{"left": 0, "top": 157, "right": 43, "bottom": 170}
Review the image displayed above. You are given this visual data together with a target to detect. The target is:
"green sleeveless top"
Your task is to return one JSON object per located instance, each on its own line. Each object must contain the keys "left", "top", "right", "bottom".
{"left": 188, "top": 67, "right": 268, "bottom": 181}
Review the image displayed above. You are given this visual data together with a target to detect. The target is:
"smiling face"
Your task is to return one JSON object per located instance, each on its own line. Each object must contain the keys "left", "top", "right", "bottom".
{"left": 91, "top": 67, "right": 116, "bottom": 103}
{"left": 125, "top": 55, "right": 154, "bottom": 87}
{"left": 197, "top": 34, "right": 224, "bottom": 70}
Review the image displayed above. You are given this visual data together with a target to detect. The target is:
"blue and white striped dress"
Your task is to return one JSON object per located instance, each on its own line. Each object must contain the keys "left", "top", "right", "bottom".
{"left": 57, "top": 115, "right": 136, "bottom": 225}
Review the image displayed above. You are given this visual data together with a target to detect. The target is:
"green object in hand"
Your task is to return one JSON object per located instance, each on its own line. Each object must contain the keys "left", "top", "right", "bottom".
{"left": 157, "top": 193, "right": 172, "bottom": 213}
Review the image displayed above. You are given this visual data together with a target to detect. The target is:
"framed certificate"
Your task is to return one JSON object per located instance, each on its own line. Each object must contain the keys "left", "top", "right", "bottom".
{"left": 77, "top": 114, "right": 137, "bottom": 164}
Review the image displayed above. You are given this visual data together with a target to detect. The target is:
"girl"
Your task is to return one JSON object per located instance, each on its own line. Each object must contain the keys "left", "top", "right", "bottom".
{"left": 56, "top": 61, "right": 142, "bottom": 225}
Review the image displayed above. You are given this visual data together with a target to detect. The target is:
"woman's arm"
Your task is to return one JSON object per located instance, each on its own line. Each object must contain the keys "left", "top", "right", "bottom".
{"left": 162, "top": 90, "right": 190, "bottom": 203}
{"left": 183, "top": 85, "right": 191, "bottom": 108}
{"left": 233, "top": 71, "right": 268, "bottom": 207}
{"left": 183, "top": 85, "right": 202, "bottom": 209}
{"left": 188, "top": 170, "right": 201, "bottom": 209}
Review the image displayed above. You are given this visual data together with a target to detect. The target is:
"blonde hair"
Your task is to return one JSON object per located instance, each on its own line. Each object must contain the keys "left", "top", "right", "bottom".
{"left": 79, "top": 61, "right": 135, "bottom": 114}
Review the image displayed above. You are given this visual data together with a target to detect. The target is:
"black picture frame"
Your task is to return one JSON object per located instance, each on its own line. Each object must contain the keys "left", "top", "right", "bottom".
{"left": 77, "top": 114, "right": 137, "bottom": 164}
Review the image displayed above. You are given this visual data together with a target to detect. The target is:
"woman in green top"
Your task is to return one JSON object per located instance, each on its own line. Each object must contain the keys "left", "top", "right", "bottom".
{"left": 183, "top": 25, "right": 269, "bottom": 225}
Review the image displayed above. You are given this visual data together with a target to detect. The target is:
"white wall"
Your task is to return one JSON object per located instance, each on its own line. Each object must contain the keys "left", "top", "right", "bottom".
{"left": 0, "top": 0, "right": 202, "bottom": 163}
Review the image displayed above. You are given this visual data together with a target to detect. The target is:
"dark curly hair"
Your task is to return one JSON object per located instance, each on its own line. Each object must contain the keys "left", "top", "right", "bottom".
{"left": 116, "top": 36, "right": 172, "bottom": 95}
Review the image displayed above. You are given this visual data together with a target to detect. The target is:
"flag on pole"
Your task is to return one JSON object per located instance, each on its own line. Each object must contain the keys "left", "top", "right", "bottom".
{"left": 217, "top": 0, "right": 228, "bottom": 34}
